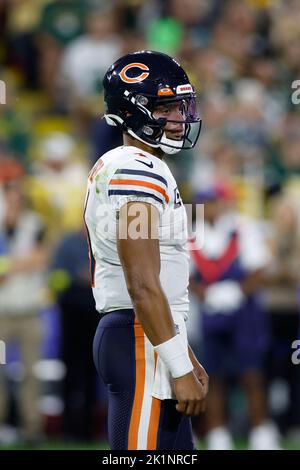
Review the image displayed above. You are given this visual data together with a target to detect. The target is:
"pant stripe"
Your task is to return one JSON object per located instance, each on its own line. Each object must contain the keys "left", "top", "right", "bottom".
{"left": 137, "top": 335, "right": 156, "bottom": 449}
{"left": 128, "top": 323, "right": 161, "bottom": 449}
{"left": 147, "top": 353, "right": 161, "bottom": 449}
{"left": 128, "top": 322, "right": 146, "bottom": 449}
{"left": 147, "top": 396, "right": 161, "bottom": 449}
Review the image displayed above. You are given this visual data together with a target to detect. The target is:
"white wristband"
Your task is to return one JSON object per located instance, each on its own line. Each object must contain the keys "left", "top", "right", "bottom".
{"left": 154, "top": 335, "right": 193, "bottom": 379}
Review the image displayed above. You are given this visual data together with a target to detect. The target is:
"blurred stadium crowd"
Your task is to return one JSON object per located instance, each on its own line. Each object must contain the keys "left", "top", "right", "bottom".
{"left": 0, "top": 0, "right": 300, "bottom": 449}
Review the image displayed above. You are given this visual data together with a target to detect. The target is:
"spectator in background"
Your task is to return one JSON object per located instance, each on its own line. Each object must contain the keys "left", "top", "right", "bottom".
{"left": 36, "top": 0, "right": 90, "bottom": 100}
{"left": 90, "top": 119, "right": 123, "bottom": 166}
{"left": 49, "top": 226, "right": 101, "bottom": 441}
{"left": 4, "top": 0, "right": 50, "bottom": 89}
{"left": 0, "top": 160, "right": 48, "bottom": 443}
{"left": 189, "top": 182, "right": 280, "bottom": 449}
{"left": 27, "top": 132, "right": 88, "bottom": 243}
{"left": 60, "top": 4, "right": 121, "bottom": 103}
{"left": 145, "top": 0, "right": 218, "bottom": 56}
{"left": 58, "top": 3, "right": 122, "bottom": 131}
{"left": 265, "top": 194, "right": 300, "bottom": 315}
{"left": 263, "top": 193, "right": 300, "bottom": 434}
{"left": 0, "top": 82, "right": 31, "bottom": 168}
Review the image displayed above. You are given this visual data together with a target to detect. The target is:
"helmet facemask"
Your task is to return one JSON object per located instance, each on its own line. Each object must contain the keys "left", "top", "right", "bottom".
{"left": 104, "top": 90, "right": 202, "bottom": 155}
{"left": 152, "top": 96, "right": 201, "bottom": 155}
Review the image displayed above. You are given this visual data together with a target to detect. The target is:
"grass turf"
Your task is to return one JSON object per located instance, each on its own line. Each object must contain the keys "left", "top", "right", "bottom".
{"left": 0, "top": 439, "right": 299, "bottom": 450}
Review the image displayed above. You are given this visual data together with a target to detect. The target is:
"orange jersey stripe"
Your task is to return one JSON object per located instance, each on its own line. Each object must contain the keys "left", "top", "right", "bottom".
{"left": 109, "top": 178, "right": 169, "bottom": 204}
{"left": 128, "top": 323, "right": 146, "bottom": 449}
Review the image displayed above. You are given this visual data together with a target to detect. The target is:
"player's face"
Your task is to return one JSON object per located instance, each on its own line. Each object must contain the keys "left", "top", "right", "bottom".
{"left": 153, "top": 101, "right": 186, "bottom": 140}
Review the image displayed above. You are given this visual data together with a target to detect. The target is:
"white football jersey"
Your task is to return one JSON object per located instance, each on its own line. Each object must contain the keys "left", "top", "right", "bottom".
{"left": 84, "top": 145, "right": 189, "bottom": 318}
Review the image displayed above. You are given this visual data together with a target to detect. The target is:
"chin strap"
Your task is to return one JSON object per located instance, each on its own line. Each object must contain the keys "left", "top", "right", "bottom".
{"left": 158, "top": 133, "right": 183, "bottom": 155}
{"left": 104, "top": 114, "right": 184, "bottom": 155}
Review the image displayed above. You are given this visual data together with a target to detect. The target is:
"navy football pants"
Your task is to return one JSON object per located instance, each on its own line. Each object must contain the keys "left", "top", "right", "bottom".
{"left": 93, "top": 309, "right": 194, "bottom": 450}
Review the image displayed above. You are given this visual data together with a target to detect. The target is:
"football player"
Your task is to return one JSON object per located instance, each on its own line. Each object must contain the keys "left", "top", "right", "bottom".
{"left": 84, "top": 51, "right": 208, "bottom": 450}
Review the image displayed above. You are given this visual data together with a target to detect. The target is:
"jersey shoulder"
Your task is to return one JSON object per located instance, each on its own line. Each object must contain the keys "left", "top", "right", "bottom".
{"left": 106, "top": 146, "right": 170, "bottom": 208}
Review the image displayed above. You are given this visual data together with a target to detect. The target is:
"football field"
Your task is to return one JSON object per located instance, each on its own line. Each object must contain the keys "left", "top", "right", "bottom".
{"left": 0, "top": 439, "right": 299, "bottom": 451}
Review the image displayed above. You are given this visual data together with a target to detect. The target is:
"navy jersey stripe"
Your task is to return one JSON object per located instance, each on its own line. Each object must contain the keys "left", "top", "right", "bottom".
{"left": 115, "top": 169, "right": 168, "bottom": 187}
{"left": 108, "top": 189, "right": 164, "bottom": 205}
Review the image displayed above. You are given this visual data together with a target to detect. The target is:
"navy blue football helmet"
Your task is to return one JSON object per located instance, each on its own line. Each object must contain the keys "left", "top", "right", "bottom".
{"left": 102, "top": 50, "right": 201, "bottom": 155}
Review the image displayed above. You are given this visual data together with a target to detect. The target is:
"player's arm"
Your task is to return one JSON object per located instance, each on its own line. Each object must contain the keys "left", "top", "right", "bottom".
{"left": 117, "top": 201, "right": 208, "bottom": 416}
{"left": 117, "top": 201, "right": 176, "bottom": 345}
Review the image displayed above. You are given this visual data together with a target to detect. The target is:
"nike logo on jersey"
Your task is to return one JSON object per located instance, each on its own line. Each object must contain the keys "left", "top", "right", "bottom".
{"left": 135, "top": 159, "right": 154, "bottom": 168}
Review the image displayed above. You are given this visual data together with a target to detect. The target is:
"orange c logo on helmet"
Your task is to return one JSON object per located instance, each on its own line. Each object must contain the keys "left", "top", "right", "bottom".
{"left": 119, "top": 63, "right": 149, "bottom": 84}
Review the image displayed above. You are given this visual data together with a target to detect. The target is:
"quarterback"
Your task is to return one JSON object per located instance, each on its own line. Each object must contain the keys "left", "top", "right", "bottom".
{"left": 84, "top": 51, "right": 208, "bottom": 450}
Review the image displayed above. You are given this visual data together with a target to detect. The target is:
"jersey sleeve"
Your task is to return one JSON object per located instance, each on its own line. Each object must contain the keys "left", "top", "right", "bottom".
{"left": 107, "top": 158, "right": 169, "bottom": 215}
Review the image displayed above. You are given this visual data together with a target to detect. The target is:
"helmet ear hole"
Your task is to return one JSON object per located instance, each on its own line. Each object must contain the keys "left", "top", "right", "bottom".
{"left": 142, "top": 126, "right": 154, "bottom": 136}
{"left": 135, "top": 95, "right": 148, "bottom": 106}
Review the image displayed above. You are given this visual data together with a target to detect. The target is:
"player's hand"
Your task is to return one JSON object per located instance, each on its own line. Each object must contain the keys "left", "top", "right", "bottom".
{"left": 173, "top": 370, "right": 208, "bottom": 417}
{"left": 188, "top": 350, "right": 209, "bottom": 401}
